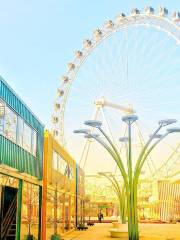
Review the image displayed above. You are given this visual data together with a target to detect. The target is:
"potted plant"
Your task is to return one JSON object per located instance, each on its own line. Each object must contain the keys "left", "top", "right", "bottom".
{"left": 51, "top": 234, "right": 62, "bottom": 240}
{"left": 77, "top": 219, "right": 88, "bottom": 230}
{"left": 24, "top": 235, "right": 34, "bottom": 240}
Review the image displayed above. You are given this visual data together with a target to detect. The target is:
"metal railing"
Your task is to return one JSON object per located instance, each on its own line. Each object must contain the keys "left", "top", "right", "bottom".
{"left": 2, "top": 195, "right": 17, "bottom": 239}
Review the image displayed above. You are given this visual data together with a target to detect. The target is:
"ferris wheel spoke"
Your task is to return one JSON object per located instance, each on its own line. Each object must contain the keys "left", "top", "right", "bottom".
{"left": 131, "top": 27, "right": 160, "bottom": 77}
{"left": 125, "top": 67, "right": 179, "bottom": 104}
{"left": 134, "top": 122, "right": 156, "bottom": 175}
{"left": 143, "top": 46, "right": 179, "bottom": 84}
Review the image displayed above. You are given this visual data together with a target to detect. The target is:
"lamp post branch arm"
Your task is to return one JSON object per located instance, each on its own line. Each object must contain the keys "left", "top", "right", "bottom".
{"left": 98, "top": 127, "right": 128, "bottom": 184}
{"left": 134, "top": 132, "right": 169, "bottom": 182}
{"left": 134, "top": 125, "right": 162, "bottom": 175}
{"left": 111, "top": 175, "right": 124, "bottom": 196}
{"left": 100, "top": 173, "right": 126, "bottom": 223}
{"left": 100, "top": 173, "right": 122, "bottom": 199}
{"left": 89, "top": 134, "right": 128, "bottom": 188}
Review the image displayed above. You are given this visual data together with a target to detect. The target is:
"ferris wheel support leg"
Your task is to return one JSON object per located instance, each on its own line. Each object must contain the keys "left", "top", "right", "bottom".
{"left": 79, "top": 106, "right": 100, "bottom": 168}
{"left": 83, "top": 141, "right": 93, "bottom": 170}
{"left": 79, "top": 140, "right": 88, "bottom": 166}
{"left": 135, "top": 122, "right": 155, "bottom": 175}
{"left": 153, "top": 143, "right": 180, "bottom": 178}
{"left": 101, "top": 107, "right": 116, "bottom": 145}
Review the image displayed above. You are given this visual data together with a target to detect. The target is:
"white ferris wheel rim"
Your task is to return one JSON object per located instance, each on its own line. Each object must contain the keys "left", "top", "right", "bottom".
{"left": 52, "top": 7, "right": 180, "bottom": 145}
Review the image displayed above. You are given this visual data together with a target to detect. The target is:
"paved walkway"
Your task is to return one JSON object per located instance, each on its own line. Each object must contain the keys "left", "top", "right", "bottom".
{"left": 63, "top": 223, "right": 180, "bottom": 240}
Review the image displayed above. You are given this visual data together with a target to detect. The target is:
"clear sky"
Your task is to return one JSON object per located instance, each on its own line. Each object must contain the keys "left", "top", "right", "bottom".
{"left": 0, "top": 0, "right": 179, "bottom": 126}
{"left": 1, "top": 1, "right": 180, "bottom": 174}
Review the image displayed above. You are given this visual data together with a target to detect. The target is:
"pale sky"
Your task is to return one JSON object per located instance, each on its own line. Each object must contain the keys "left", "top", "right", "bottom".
{"left": 0, "top": 0, "right": 179, "bottom": 126}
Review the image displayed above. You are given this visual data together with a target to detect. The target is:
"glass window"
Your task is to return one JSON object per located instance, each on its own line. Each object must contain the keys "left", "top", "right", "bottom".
{"left": 0, "top": 99, "right": 37, "bottom": 156}
{"left": 60, "top": 158, "right": 67, "bottom": 176}
{"left": 69, "top": 165, "right": 73, "bottom": 179}
{"left": 53, "top": 151, "right": 74, "bottom": 179}
{"left": 4, "top": 105, "right": 17, "bottom": 142}
{"left": 53, "top": 151, "right": 58, "bottom": 170}
{"left": 23, "top": 123, "right": 32, "bottom": 153}
{"left": 0, "top": 100, "right": 5, "bottom": 135}
{"left": 32, "top": 130, "right": 37, "bottom": 156}
{"left": 17, "top": 116, "right": 24, "bottom": 147}
{"left": 64, "top": 165, "right": 70, "bottom": 178}
{"left": 64, "top": 164, "right": 73, "bottom": 179}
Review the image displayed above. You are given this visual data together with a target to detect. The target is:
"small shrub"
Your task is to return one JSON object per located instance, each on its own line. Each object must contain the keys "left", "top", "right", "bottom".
{"left": 24, "top": 235, "right": 34, "bottom": 240}
{"left": 51, "top": 234, "right": 62, "bottom": 240}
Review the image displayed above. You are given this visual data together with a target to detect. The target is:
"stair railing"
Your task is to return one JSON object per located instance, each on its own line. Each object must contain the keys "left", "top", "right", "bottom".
{"left": 2, "top": 195, "right": 17, "bottom": 239}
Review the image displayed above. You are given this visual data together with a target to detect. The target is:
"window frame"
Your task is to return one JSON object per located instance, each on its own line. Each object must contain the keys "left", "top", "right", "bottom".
{"left": 0, "top": 97, "right": 38, "bottom": 157}
{"left": 0, "top": 99, "right": 5, "bottom": 134}
{"left": 52, "top": 150, "right": 74, "bottom": 179}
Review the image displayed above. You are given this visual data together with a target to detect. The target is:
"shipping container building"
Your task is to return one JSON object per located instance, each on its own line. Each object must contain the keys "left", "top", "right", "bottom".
{"left": 0, "top": 76, "right": 44, "bottom": 240}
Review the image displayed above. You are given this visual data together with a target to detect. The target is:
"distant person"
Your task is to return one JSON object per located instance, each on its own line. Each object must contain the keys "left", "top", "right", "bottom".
{"left": 101, "top": 212, "right": 104, "bottom": 221}
{"left": 98, "top": 210, "right": 103, "bottom": 223}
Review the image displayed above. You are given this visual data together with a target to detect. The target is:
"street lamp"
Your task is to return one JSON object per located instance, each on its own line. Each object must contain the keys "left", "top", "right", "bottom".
{"left": 121, "top": 115, "right": 138, "bottom": 238}
{"left": 84, "top": 133, "right": 99, "bottom": 139}
{"left": 149, "top": 134, "right": 162, "bottom": 139}
{"left": 74, "top": 115, "right": 179, "bottom": 240}
{"left": 122, "top": 115, "right": 138, "bottom": 124}
{"left": 167, "top": 127, "right": 180, "bottom": 133}
{"left": 84, "top": 120, "right": 102, "bottom": 128}
{"left": 119, "top": 137, "right": 129, "bottom": 143}
{"left": 158, "top": 119, "right": 177, "bottom": 126}
{"left": 73, "top": 129, "right": 90, "bottom": 134}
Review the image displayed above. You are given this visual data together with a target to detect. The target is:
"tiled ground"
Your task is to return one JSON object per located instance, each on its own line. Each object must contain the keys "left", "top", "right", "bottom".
{"left": 63, "top": 223, "right": 180, "bottom": 240}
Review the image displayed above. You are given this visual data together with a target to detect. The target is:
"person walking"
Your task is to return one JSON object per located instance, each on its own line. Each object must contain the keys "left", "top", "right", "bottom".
{"left": 98, "top": 210, "right": 103, "bottom": 223}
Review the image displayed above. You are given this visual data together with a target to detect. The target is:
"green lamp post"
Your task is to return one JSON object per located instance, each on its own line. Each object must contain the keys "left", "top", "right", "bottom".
{"left": 74, "top": 117, "right": 180, "bottom": 240}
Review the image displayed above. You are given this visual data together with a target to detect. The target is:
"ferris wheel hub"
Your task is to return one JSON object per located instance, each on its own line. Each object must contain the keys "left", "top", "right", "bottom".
{"left": 94, "top": 97, "right": 106, "bottom": 107}
{"left": 94, "top": 97, "right": 135, "bottom": 114}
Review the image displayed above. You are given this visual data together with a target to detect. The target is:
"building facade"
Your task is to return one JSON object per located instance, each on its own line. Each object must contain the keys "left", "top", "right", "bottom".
{"left": 138, "top": 179, "right": 180, "bottom": 221}
{"left": 76, "top": 165, "right": 85, "bottom": 226}
{"left": 42, "top": 130, "right": 85, "bottom": 239}
{"left": 154, "top": 180, "right": 180, "bottom": 221}
{"left": 0, "top": 76, "right": 44, "bottom": 239}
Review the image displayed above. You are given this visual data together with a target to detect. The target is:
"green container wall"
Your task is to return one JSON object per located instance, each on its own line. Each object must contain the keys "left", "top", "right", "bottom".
{"left": 0, "top": 76, "right": 44, "bottom": 179}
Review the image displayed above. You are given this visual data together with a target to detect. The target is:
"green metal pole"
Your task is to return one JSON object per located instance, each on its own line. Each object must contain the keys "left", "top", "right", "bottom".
{"left": 133, "top": 180, "right": 139, "bottom": 239}
{"left": 127, "top": 122, "right": 134, "bottom": 240}
{"left": 16, "top": 179, "right": 23, "bottom": 240}
{"left": 121, "top": 184, "right": 127, "bottom": 223}
{"left": 132, "top": 130, "right": 167, "bottom": 240}
{"left": 132, "top": 133, "right": 170, "bottom": 240}
{"left": 38, "top": 186, "right": 42, "bottom": 240}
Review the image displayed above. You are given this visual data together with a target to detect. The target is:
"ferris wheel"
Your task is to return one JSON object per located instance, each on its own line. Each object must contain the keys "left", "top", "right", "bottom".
{"left": 52, "top": 6, "right": 180, "bottom": 177}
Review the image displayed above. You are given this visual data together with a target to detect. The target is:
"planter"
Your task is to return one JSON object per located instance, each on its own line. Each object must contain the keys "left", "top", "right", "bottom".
{"left": 77, "top": 224, "right": 88, "bottom": 230}
{"left": 112, "top": 223, "right": 128, "bottom": 229}
{"left": 87, "top": 221, "right": 94, "bottom": 226}
{"left": 110, "top": 224, "right": 128, "bottom": 239}
{"left": 109, "top": 228, "right": 128, "bottom": 239}
{"left": 51, "top": 234, "right": 62, "bottom": 240}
